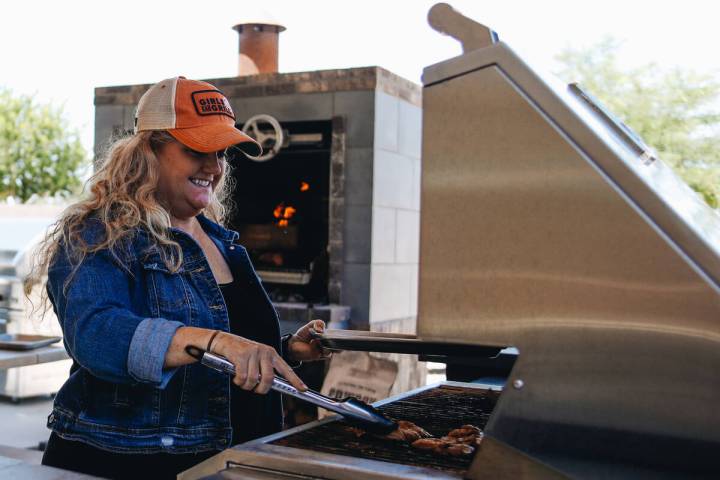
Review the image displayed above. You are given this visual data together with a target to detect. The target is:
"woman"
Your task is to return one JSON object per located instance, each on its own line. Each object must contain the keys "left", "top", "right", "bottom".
{"left": 27, "top": 77, "right": 327, "bottom": 478}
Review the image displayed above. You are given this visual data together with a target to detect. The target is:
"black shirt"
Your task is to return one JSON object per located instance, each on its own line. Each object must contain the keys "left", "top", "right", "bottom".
{"left": 219, "top": 280, "right": 283, "bottom": 445}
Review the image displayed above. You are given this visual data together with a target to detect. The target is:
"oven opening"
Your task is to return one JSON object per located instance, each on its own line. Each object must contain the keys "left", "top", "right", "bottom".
{"left": 227, "top": 120, "right": 332, "bottom": 304}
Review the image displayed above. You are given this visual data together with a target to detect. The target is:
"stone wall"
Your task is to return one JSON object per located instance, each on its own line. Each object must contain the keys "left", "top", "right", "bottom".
{"left": 367, "top": 90, "right": 425, "bottom": 394}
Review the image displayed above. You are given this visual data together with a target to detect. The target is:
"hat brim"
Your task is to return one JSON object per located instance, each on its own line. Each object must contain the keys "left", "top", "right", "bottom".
{"left": 168, "top": 124, "right": 262, "bottom": 157}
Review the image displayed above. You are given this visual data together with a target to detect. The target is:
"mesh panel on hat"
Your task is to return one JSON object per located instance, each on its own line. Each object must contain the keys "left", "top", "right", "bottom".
{"left": 135, "top": 78, "right": 178, "bottom": 132}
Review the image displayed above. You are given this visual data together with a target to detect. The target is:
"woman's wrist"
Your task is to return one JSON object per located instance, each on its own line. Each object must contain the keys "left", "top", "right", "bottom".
{"left": 208, "top": 330, "right": 230, "bottom": 355}
{"left": 206, "top": 330, "right": 221, "bottom": 352}
{"left": 282, "top": 334, "right": 302, "bottom": 367}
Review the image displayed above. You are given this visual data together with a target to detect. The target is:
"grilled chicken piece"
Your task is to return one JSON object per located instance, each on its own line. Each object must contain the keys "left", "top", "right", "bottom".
{"left": 443, "top": 433, "right": 484, "bottom": 446}
{"left": 410, "top": 424, "right": 483, "bottom": 457}
{"left": 345, "top": 420, "right": 481, "bottom": 456}
{"left": 385, "top": 420, "right": 433, "bottom": 442}
{"left": 446, "top": 443, "right": 475, "bottom": 456}
{"left": 447, "top": 425, "right": 482, "bottom": 437}
{"left": 344, "top": 420, "right": 432, "bottom": 443}
{"left": 411, "top": 437, "right": 476, "bottom": 456}
{"left": 411, "top": 437, "right": 446, "bottom": 451}
{"left": 445, "top": 425, "right": 484, "bottom": 446}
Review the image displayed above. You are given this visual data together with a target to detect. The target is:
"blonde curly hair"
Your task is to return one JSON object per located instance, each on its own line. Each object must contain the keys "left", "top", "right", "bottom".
{"left": 25, "top": 130, "right": 234, "bottom": 301}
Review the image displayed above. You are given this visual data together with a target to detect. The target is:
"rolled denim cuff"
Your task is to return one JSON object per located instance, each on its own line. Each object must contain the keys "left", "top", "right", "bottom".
{"left": 128, "top": 318, "right": 184, "bottom": 388}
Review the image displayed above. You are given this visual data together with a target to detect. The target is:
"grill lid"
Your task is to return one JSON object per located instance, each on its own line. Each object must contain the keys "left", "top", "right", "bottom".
{"left": 418, "top": 4, "right": 720, "bottom": 478}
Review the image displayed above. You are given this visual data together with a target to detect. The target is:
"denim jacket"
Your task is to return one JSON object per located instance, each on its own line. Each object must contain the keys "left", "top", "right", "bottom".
{"left": 46, "top": 215, "right": 283, "bottom": 453}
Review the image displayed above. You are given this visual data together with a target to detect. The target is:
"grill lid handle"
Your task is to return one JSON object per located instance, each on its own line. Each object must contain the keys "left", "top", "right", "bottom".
{"left": 428, "top": 3, "right": 499, "bottom": 53}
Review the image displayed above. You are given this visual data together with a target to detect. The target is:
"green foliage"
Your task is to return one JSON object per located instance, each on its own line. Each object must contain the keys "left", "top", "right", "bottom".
{"left": 554, "top": 37, "right": 720, "bottom": 208}
{"left": 0, "top": 89, "right": 87, "bottom": 203}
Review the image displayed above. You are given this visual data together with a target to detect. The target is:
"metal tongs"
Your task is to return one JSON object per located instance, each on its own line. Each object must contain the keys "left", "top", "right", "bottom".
{"left": 185, "top": 345, "right": 397, "bottom": 434}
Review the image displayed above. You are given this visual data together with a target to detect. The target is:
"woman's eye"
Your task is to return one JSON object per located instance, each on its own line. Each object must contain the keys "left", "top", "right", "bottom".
{"left": 183, "top": 147, "right": 204, "bottom": 158}
{"left": 183, "top": 147, "right": 226, "bottom": 162}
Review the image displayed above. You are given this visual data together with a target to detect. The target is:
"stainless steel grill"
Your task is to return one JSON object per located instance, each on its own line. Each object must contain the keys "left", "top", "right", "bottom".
{"left": 0, "top": 210, "right": 70, "bottom": 400}
{"left": 181, "top": 4, "right": 720, "bottom": 479}
{"left": 0, "top": 250, "right": 17, "bottom": 311}
{"left": 0, "top": 250, "right": 16, "bottom": 334}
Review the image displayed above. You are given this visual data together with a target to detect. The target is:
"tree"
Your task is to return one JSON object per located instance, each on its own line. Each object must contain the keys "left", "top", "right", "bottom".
{"left": 0, "top": 89, "right": 87, "bottom": 203}
{"left": 554, "top": 38, "right": 720, "bottom": 208}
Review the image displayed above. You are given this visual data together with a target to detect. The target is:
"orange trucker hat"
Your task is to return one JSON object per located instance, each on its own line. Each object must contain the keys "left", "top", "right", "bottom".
{"left": 134, "top": 76, "right": 261, "bottom": 156}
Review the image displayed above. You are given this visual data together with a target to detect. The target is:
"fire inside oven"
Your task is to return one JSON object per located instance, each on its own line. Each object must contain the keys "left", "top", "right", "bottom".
{"left": 227, "top": 120, "right": 331, "bottom": 303}
{"left": 272, "top": 385, "right": 500, "bottom": 474}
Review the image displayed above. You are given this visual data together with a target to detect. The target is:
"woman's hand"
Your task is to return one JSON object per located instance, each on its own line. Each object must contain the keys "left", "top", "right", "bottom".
{"left": 211, "top": 332, "right": 307, "bottom": 394}
{"left": 287, "top": 319, "right": 331, "bottom": 363}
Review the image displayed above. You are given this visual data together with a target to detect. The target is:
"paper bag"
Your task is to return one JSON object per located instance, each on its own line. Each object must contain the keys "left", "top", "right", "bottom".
{"left": 318, "top": 350, "right": 398, "bottom": 419}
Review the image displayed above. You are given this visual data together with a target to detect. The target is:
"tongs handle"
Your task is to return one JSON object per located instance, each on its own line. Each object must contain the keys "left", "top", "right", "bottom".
{"left": 185, "top": 346, "right": 342, "bottom": 408}
{"left": 184, "top": 345, "right": 397, "bottom": 434}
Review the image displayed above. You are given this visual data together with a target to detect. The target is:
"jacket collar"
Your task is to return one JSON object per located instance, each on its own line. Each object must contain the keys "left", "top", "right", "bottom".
{"left": 134, "top": 213, "right": 239, "bottom": 258}
{"left": 195, "top": 213, "right": 239, "bottom": 244}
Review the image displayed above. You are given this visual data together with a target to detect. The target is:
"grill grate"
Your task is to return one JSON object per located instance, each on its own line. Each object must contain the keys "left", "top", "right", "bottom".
{"left": 273, "top": 385, "right": 500, "bottom": 474}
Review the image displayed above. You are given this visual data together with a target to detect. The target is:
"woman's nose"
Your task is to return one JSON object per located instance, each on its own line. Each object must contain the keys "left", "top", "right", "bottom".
{"left": 203, "top": 154, "right": 222, "bottom": 173}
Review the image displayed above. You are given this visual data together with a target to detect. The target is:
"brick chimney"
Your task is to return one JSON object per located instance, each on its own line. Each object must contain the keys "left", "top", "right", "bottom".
{"left": 232, "top": 19, "right": 286, "bottom": 76}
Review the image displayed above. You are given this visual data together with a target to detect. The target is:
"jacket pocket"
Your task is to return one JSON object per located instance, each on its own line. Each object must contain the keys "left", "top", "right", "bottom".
{"left": 113, "top": 384, "right": 130, "bottom": 407}
{"left": 79, "top": 378, "right": 162, "bottom": 428}
{"left": 142, "top": 262, "right": 192, "bottom": 318}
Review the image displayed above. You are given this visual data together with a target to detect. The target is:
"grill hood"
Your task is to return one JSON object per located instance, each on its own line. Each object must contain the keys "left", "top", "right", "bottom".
{"left": 417, "top": 3, "right": 720, "bottom": 477}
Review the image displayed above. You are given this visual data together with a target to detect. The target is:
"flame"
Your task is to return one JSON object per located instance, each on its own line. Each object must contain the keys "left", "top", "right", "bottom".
{"left": 300, "top": 181, "right": 310, "bottom": 192}
{"left": 273, "top": 204, "right": 283, "bottom": 219}
{"left": 273, "top": 202, "right": 296, "bottom": 227}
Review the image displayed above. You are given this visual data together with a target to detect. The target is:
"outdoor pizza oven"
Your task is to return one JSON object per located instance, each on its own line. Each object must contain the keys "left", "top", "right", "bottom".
{"left": 93, "top": 64, "right": 423, "bottom": 351}
{"left": 94, "top": 20, "right": 425, "bottom": 394}
{"left": 179, "top": 4, "right": 720, "bottom": 479}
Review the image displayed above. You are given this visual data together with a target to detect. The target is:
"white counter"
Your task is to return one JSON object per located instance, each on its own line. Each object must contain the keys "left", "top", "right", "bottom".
{"left": 0, "top": 347, "right": 69, "bottom": 370}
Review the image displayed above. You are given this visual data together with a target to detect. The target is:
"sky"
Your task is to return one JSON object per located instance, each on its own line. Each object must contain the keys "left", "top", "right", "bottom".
{"left": 2, "top": 0, "right": 719, "bottom": 153}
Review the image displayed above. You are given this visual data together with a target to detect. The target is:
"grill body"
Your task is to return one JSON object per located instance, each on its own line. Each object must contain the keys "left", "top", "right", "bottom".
{"left": 180, "top": 5, "right": 720, "bottom": 479}
{"left": 179, "top": 382, "right": 515, "bottom": 480}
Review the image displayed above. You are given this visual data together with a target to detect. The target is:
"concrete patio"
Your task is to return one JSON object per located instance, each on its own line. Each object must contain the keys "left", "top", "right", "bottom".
{"left": 0, "top": 395, "right": 53, "bottom": 463}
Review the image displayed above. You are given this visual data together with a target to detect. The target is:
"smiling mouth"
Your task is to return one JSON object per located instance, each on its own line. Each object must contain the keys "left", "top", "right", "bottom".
{"left": 190, "top": 178, "right": 211, "bottom": 188}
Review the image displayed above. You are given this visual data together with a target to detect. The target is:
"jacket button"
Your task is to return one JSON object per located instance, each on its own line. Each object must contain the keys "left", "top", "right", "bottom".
{"left": 229, "top": 245, "right": 235, "bottom": 250}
